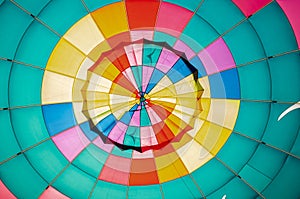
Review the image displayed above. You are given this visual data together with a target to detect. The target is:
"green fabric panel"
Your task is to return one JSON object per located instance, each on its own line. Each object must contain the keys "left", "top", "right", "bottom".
{"left": 14, "top": 0, "right": 51, "bottom": 15}
{"left": 262, "top": 103, "right": 300, "bottom": 152}
{"left": 248, "top": 144, "right": 287, "bottom": 179}
{"left": 268, "top": 53, "right": 300, "bottom": 102}
{"left": 162, "top": 176, "right": 201, "bottom": 199}
{"left": 38, "top": 0, "right": 88, "bottom": 35}
{"left": 0, "top": 155, "right": 47, "bottom": 198}
{"left": 84, "top": 0, "right": 121, "bottom": 12}
{"left": 53, "top": 164, "right": 95, "bottom": 199}
{"left": 91, "top": 180, "right": 127, "bottom": 199}
{"left": 191, "top": 158, "right": 234, "bottom": 195}
{"left": 0, "top": 60, "right": 12, "bottom": 108}
{"left": 15, "top": 21, "right": 59, "bottom": 68}
{"left": 239, "top": 164, "right": 271, "bottom": 192}
{"left": 25, "top": 139, "right": 68, "bottom": 182}
{"left": 207, "top": 177, "right": 258, "bottom": 199}
{"left": 153, "top": 31, "right": 177, "bottom": 46}
{"left": 0, "top": 110, "right": 20, "bottom": 162}
{"left": 223, "top": 21, "right": 266, "bottom": 65}
{"left": 217, "top": 133, "right": 258, "bottom": 172}
{"left": 234, "top": 101, "right": 270, "bottom": 139}
{"left": 72, "top": 144, "right": 109, "bottom": 178}
{"left": 181, "top": 14, "right": 219, "bottom": 52}
{"left": 237, "top": 61, "right": 271, "bottom": 100}
{"left": 128, "top": 185, "right": 162, "bottom": 199}
{"left": 262, "top": 157, "right": 300, "bottom": 199}
{"left": 9, "top": 63, "right": 43, "bottom": 107}
{"left": 10, "top": 106, "right": 49, "bottom": 149}
{"left": 197, "top": 0, "right": 244, "bottom": 34}
{"left": 249, "top": 2, "right": 298, "bottom": 56}
{"left": 0, "top": 1, "right": 33, "bottom": 58}
{"left": 111, "top": 146, "right": 133, "bottom": 158}
{"left": 163, "top": 0, "right": 201, "bottom": 11}
{"left": 291, "top": 128, "right": 300, "bottom": 157}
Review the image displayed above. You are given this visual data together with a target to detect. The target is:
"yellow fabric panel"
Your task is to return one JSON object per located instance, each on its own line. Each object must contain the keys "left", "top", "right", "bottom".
{"left": 72, "top": 79, "right": 85, "bottom": 102}
{"left": 194, "top": 121, "right": 232, "bottom": 156}
{"left": 149, "top": 85, "right": 176, "bottom": 98}
{"left": 90, "top": 106, "right": 111, "bottom": 124}
{"left": 46, "top": 38, "right": 85, "bottom": 77}
{"left": 207, "top": 99, "right": 240, "bottom": 130}
{"left": 64, "top": 14, "right": 105, "bottom": 54}
{"left": 199, "top": 98, "right": 211, "bottom": 119}
{"left": 150, "top": 100, "right": 176, "bottom": 113}
{"left": 198, "top": 76, "right": 211, "bottom": 98}
{"left": 155, "top": 152, "right": 188, "bottom": 183}
{"left": 176, "top": 140, "right": 213, "bottom": 173}
{"left": 87, "top": 41, "right": 111, "bottom": 62}
{"left": 171, "top": 133, "right": 192, "bottom": 150}
{"left": 42, "top": 71, "right": 74, "bottom": 104}
{"left": 110, "top": 83, "right": 136, "bottom": 97}
{"left": 76, "top": 57, "right": 95, "bottom": 80}
{"left": 91, "top": 2, "right": 129, "bottom": 38}
{"left": 101, "top": 63, "right": 120, "bottom": 80}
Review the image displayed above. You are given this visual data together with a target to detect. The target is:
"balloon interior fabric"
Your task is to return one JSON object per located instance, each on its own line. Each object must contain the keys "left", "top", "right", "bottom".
{"left": 0, "top": 0, "right": 300, "bottom": 199}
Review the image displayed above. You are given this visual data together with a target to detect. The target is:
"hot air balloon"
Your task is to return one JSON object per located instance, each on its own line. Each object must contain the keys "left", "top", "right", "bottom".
{"left": 0, "top": 0, "right": 299, "bottom": 198}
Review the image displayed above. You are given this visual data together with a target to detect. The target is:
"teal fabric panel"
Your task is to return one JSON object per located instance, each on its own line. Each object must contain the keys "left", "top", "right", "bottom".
{"left": 239, "top": 164, "right": 271, "bottom": 192}
{"left": 162, "top": 176, "right": 201, "bottom": 198}
{"left": 181, "top": 14, "right": 219, "bottom": 52}
{"left": 223, "top": 21, "right": 266, "bottom": 65}
{"left": 14, "top": 0, "right": 51, "bottom": 15}
{"left": 191, "top": 158, "right": 234, "bottom": 195}
{"left": 153, "top": 31, "right": 177, "bottom": 46}
{"left": 197, "top": 0, "right": 244, "bottom": 34}
{"left": 91, "top": 180, "right": 127, "bottom": 199}
{"left": 268, "top": 52, "right": 300, "bottom": 102}
{"left": 9, "top": 63, "right": 44, "bottom": 107}
{"left": 53, "top": 164, "right": 95, "bottom": 199}
{"left": 291, "top": 128, "right": 300, "bottom": 157}
{"left": 25, "top": 139, "right": 68, "bottom": 182}
{"left": 163, "top": 0, "right": 201, "bottom": 12}
{"left": 15, "top": 21, "right": 60, "bottom": 68}
{"left": 84, "top": 0, "right": 121, "bottom": 12}
{"left": 262, "top": 103, "right": 300, "bottom": 152}
{"left": 248, "top": 144, "right": 287, "bottom": 179}
{"left": 262, "top": 157, "right": 300, "bottom": 199}
{"left": 38, "top": 0, "right": 88, "bottom": 35}
{"left": 234, "top": 101, "right": 270, "bottom": 139}
{"left": 249, "top": 2, "right": 298, "bottom": 56}
{"left": 0, "top": 1, "right": 33, "bottom": 58}
{"left": 0, "top": 155, "right": 47, "bottom": 198}
{"left": 217, "top": 133, "right": 258, "bottom": 172}
{"left": 0, "top": 110, "right": 20, "bottom": 162}
{"left": 128, "top": 185, "right": 162, "bottom": 199}
{"left": 72, "top": 144, "right": 109, "bottom": 178}
{"left": 0, "top": 60, "right": 12, "bottom": 108}
{"left": 207, "top": 177, "right": 258, "bottom": 199}
{"left": 238, "top": 61, "right": 271, "bottom": 100}
{"left": 10, "top": 106, "right": 49, "bottom": 149}
{"left": 111, "top": 146, "right": 133, "bottom": 158}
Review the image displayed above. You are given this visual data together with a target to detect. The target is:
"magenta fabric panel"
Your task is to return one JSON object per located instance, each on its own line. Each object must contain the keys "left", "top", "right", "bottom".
{"left": 232, "top": 0, "right": 272, "bottom": 17}
{"left": 39, "top": 186, "right": 70, "bottom": 199}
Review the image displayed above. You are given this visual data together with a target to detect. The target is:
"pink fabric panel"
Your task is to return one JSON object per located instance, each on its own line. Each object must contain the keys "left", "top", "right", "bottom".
{"left": 0, "top": 181, "right": 16, "bottom": 199}
{"left": 132, "top": 149, "right": 154, "bottom": 159}
{"left": 142, "top": 66, "right": 154, "bottom": 92}
{"left": 156, "top": 2, "right": 193, "bottom": 37}
{"left": 108, "top": 122, "right": 127, "bottom": 144}
{"left": 174, "top": 40, "right": 196, "bottom": 60}
{"left": 198, "top": 38, "right": 235, "bottom": 75}
{"left": 103, "top": 155, "right": 131, "bottom": 172}
{"left": 147, "top": 107, "right": 162, "bottom": 124}
{"left": 130, "top": 30, "right": 154, "bottom": 42}
{"left": 93, "top": 137, "right": 114, "bottom": 153}
{"left": 52, "top": 126, "right": 89, "bottom": 161}
{"left": 277, "top": 0, "right": 300, "bottom": 49}
{"left": 140, "top": 126, "right": 158, "bottom": 146}
{"left": 156, "top": 48, "right": 179, "bottom": 73}
{"left": 122, "top": 69, "right": 139, "bottom": 90}
{"left": 125, "top": 45, "right": 137, "bottom": 66}
{"left": 99, "top": 165, "right": 129, "bottom": 185}
{"left": 39, "top": 186, "right": 70, "bottom": 199}
{"left": 232, "top": 0, "right": 272, "bottom": 17}
{"left": 130, "top": 110, "right": 141, "bottom": 126}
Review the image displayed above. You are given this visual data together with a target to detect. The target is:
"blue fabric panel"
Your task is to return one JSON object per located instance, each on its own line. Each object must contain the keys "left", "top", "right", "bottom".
{"left": 42, "top": 103, "right": 76, "bottom": 136}
{"left": 96, "top": 114, "right": 117, "bottom": 136}
{"left": 145, "top": 69, "right": 165, "bottom": 93}
{"left": 167, "top": 59, "right": 192, "bottom": 83}
{"left": 190, "top": 56, "right": 207, "bottom": 78}
{"left": 80, "top": 121, "right": 98, "bottom": 141}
